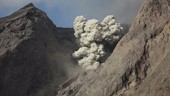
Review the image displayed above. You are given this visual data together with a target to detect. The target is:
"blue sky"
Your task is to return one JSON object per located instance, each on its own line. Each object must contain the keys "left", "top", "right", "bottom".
{"left": 0, "top": 0, "right": 143, "bottom": 27}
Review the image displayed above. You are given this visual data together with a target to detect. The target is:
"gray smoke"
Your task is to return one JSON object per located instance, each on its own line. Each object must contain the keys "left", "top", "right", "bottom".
{"left": 72, "top": 15, "right": 123, "bottom": 70}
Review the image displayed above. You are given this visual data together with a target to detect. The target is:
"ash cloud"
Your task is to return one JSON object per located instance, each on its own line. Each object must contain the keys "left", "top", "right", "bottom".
{"left": 72, "top": 15, "right": 123, "bottom": 70}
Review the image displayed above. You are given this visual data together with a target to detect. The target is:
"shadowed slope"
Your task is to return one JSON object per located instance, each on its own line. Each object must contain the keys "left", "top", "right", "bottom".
{"left": 0, "top": 3, "right": 78, "bottom": 96}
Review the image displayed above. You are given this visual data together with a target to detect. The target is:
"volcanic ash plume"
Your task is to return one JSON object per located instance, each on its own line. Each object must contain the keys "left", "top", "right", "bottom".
{"left": 72, "top": 15, "right": 123, "bottom": 70}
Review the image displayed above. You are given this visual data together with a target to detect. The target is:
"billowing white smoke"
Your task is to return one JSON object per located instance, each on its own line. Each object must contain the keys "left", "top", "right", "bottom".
{"left": 73, "top": 15, "right": 123, "bottom": 70}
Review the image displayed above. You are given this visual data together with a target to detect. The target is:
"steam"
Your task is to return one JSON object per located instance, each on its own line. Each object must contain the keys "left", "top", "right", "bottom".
{"left": 72, "top": 15, "right": 123, "bottom": 70}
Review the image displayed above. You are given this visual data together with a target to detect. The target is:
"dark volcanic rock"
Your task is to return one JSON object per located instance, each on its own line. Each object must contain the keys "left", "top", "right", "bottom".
{"left": 0, "top": 3, "right": 78, "bottom": 96}
{"left": 56, "top": 0, "right": 170, "bottom": 96}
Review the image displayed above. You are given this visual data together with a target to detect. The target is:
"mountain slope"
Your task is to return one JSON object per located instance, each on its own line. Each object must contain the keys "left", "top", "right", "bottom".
{"left": 0, "top": 3, "right": 78, "bottom": 96}
{"left": 56, "top": 0, "right": 170, "bottom": 96}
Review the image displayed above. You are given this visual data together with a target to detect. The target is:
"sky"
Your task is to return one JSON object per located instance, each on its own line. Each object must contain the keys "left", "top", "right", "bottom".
{"left": 0, "top": 0, "right": 143, "bottom": 27}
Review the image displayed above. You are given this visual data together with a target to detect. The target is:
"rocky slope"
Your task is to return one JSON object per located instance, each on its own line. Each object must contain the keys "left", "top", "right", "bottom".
{"left": 0, "top": 3, "right": 79, "bottom": 96}
{"left": 56, "top": 0, "right": 170, "bottom": 96}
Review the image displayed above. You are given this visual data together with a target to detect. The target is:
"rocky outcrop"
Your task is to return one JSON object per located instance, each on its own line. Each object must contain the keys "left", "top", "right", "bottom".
{"left": 56, "top": 0, "right": 170, "bottom": 96}
{"left": 0, "top": 3, "right": 78, "bottom": 96}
